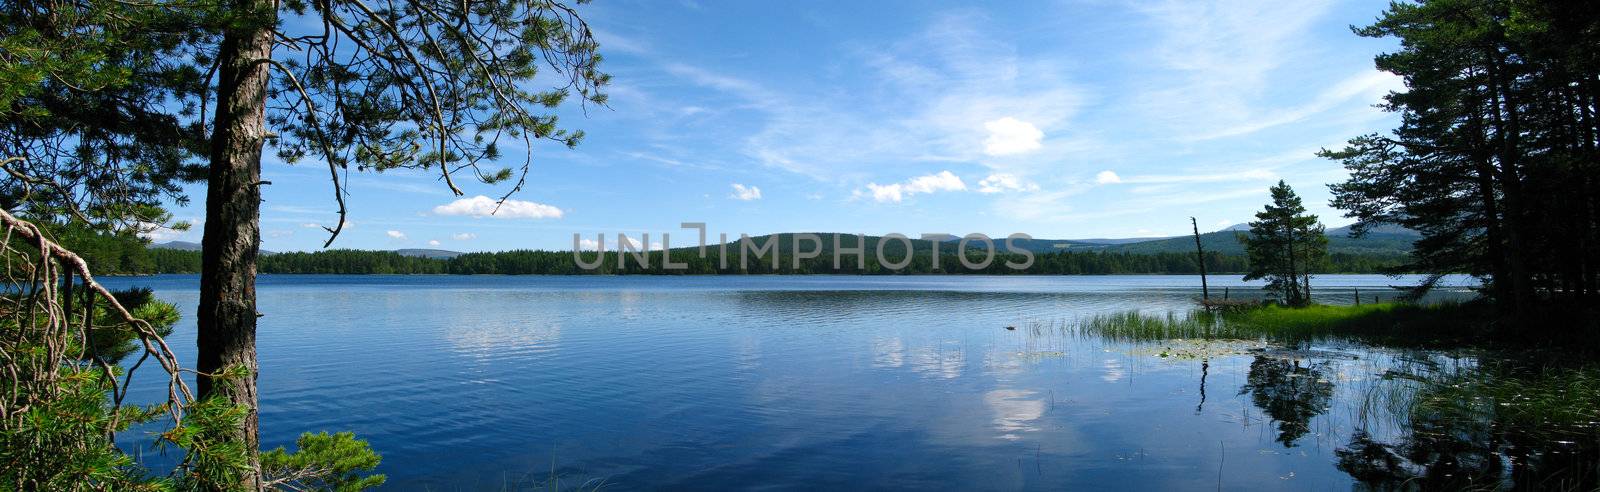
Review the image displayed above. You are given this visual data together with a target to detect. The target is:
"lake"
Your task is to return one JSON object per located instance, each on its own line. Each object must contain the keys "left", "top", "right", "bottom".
{"left": 105, "top": 274, "right": 1480, "bottom": 490}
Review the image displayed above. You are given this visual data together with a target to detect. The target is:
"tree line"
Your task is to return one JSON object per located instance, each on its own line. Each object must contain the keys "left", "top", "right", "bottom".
{"left": 141, "top": 246, "right": 1407, "bottom": 275}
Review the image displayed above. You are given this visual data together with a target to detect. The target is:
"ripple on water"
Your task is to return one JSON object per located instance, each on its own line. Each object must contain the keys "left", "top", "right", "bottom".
{"left": 99, "top": 274, "right": 1496, "bottom": 490}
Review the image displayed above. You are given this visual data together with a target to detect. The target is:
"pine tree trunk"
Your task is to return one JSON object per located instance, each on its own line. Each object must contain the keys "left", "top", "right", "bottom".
{"left": 1486, "top": 50, "right": 1536, "bottom": 316}
{"left": 198, "top": 2, "right": 274, "bottom": 488}
{"left": 1285, "top": 228, "right": 1300, "bottom": 305}
{"left": 1467, "top": 85, "right": 1512, "bottom": 304}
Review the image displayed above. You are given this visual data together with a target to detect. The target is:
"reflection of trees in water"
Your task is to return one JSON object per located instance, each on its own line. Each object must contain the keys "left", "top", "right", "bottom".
{"left": 1336, "top": 389, "right": 1600, "bottom": 490}
{"left": 1239, "top": 356, "right": 1334, "bottom": 447}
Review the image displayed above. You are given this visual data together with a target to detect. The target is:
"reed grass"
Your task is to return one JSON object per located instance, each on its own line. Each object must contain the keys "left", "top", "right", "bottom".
{"left": 1413, "top": 364, "right": 1600, "bottom": 433}
{"left": 1075, "top": 301, "right": 1600, "bottom": 489}
{"left": 1075, "top": 302, "right": 1490, "bottom": 346}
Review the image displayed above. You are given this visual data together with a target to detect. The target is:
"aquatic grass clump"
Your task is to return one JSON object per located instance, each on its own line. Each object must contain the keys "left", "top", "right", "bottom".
{"left": 1077, "top": 302, "right": 1493, "bottom": 346}
{"left": 1075, "top": 310, "right": 1211, "bottom": 342}
{"left": 1414, "top": 365, "right": 1600, "bottom": 434}
{"left": 1074, "top": 307, "right": 1338, "bottom": 343}
{"left": 1345, "top": 363, "right": 1600, "bottom": 490}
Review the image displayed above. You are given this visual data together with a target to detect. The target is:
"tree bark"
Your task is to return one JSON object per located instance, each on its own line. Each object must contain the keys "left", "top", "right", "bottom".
{"left": 1285, "top": 226, "right": 1300, "bottom": 305}
{"left": 198, "top": 1, "right": 274, "bottom": 488}
{"left": 1468, "top": 84, "right": 1511, "bottom": 304}
{"left": 1486, "top": 49, "right": 1535, "bottom": 316}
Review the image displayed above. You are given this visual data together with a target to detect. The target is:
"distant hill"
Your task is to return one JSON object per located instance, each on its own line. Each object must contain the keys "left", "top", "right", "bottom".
{"left": 395, "top": 248, "right": 463, "bottom": 259}
{"left": 149, "top": 241, "right": 460, "bottom": 258}
{"left": 1327, "top": 223, "right": 1420, "bottom": 237}
{"left": 995, "top": 237, "right": 1116, "bottom": 252}
{"left": 151, "top": 240, "right": 202, "bottom": 251}
{"left": 151, "top": 225, "right": 1417, "bottom": 262}
{"left": 692, "top": 233, "right": 967, "bottom": 257}
{"left": 1071, "top": 236, "right": 1176, "bottom": 245}
{"left": 151, "top": 240, "right": 278, "bottom": 256}
{"left": 690, "top": 228, "right": 1413, "bottom": 257}
{"left": 1098, "top": 224, "right": 1418, "bottom": 256}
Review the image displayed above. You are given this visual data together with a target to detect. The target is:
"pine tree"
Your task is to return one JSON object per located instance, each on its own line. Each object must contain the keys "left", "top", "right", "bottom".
{"left": 4, "top": 0, "right": 609, "bottom": 486}
{"left": 1242, "top": 181, "right": 1327, "bottom": 306}
{"left": 1322, "top": 0, "right": 1600, "bottom": 320}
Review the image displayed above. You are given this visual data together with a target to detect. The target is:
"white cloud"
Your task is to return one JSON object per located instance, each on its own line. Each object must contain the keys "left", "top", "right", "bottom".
{"left": 1120, "top": 169, "right": 1276, "bottom": 184}
{"left": 982, "top": 117, "right": 1044, "bottom": 156}
{"left": 617, "top": 235, "right": 664, "bottom": 251}
{"left": 577, "top": 238, "right": 600, "bottom": 251}
{"left": 977, "top": 173, "right": 1039, "bottom": 193}
{"left": 433, "top": 195, "right": 564, "bottom": 219}
{"left": 386, "top": 230, "right": 407, "bottom": 240}
{"left": 451, "top": 233, "right": 476, "bottom": 241}
{"left": 427, "top": 239, "right": 441, "bottom": 246}
{"left": 136, "top": 222, "right": 187, "bottom": 242}
{"left": 729, "top": 183, "right": 762, "bottom": 201}
{"left": 1095, "top": 171, "right": 1122, "bottom": 184}
{"left": 863, "top": 170, "right": 967, "bottom": 203}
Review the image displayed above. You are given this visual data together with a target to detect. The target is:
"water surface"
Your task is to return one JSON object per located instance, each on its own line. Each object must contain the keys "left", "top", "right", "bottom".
{"left": 106, "top": 274, "right": 1478, "bottom": 490}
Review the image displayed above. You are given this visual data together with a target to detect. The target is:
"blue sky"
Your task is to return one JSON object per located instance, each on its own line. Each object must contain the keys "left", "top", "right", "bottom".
{"left": 150, "top": 0, "right": 1403, "bottom": 252}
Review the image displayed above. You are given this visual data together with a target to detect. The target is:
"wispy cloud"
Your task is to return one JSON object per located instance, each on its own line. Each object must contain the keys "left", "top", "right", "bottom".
{"left": 1132, "top": 0, "right": 1357, "bottom": 140}
{"left": 1118, "top": 169, "right": 1277, "bottom": 184}
{"left": 655, "top": 14, "right": 1086, "bottom": 181}
{"left": 1180, "top": 70, "right": 1402, "bottom": 141}
{"left": 977, "top": 173, "right": 1039, "bottom": 193}
{"left": 591, "top": 27, "right": 650, "bottom": 55}
{"left": 386, "top": 230, "right": 407, "bottom": 240}
{"left": 729, "top": 183, "right": 762, "bottom": 201}
{"left": 301, "top": 220, "right": 355, "bottom": 230}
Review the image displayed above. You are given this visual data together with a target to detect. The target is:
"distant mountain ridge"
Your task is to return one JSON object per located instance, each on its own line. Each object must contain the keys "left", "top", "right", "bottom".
{"left": 151, "top": 223, "right": 1417, "bottom": 258}
{"left": 911, "top": 223, "right": 1416, "bottom": 256}
{"left": 686, "top": 226, "right": 1414, "bottom": 257}
{"left": 148, "top": 241, "right": 468, "bottom": 258}
{"left": 1074, "top": 224, "right": 1418, "bottom": 256}
{"left": 152, "top": 240, "right": 202, "bottom": 251}
{"left": 150, "top": 240, "right": 278, "bottom": 255}
{"left": 394, "top": 249, "right": 463, "bottom": 259}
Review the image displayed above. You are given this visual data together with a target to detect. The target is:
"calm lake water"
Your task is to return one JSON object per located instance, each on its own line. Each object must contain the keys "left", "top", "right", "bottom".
{"left": 104, "top": 274, "right": 1480, "bottom": 490}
